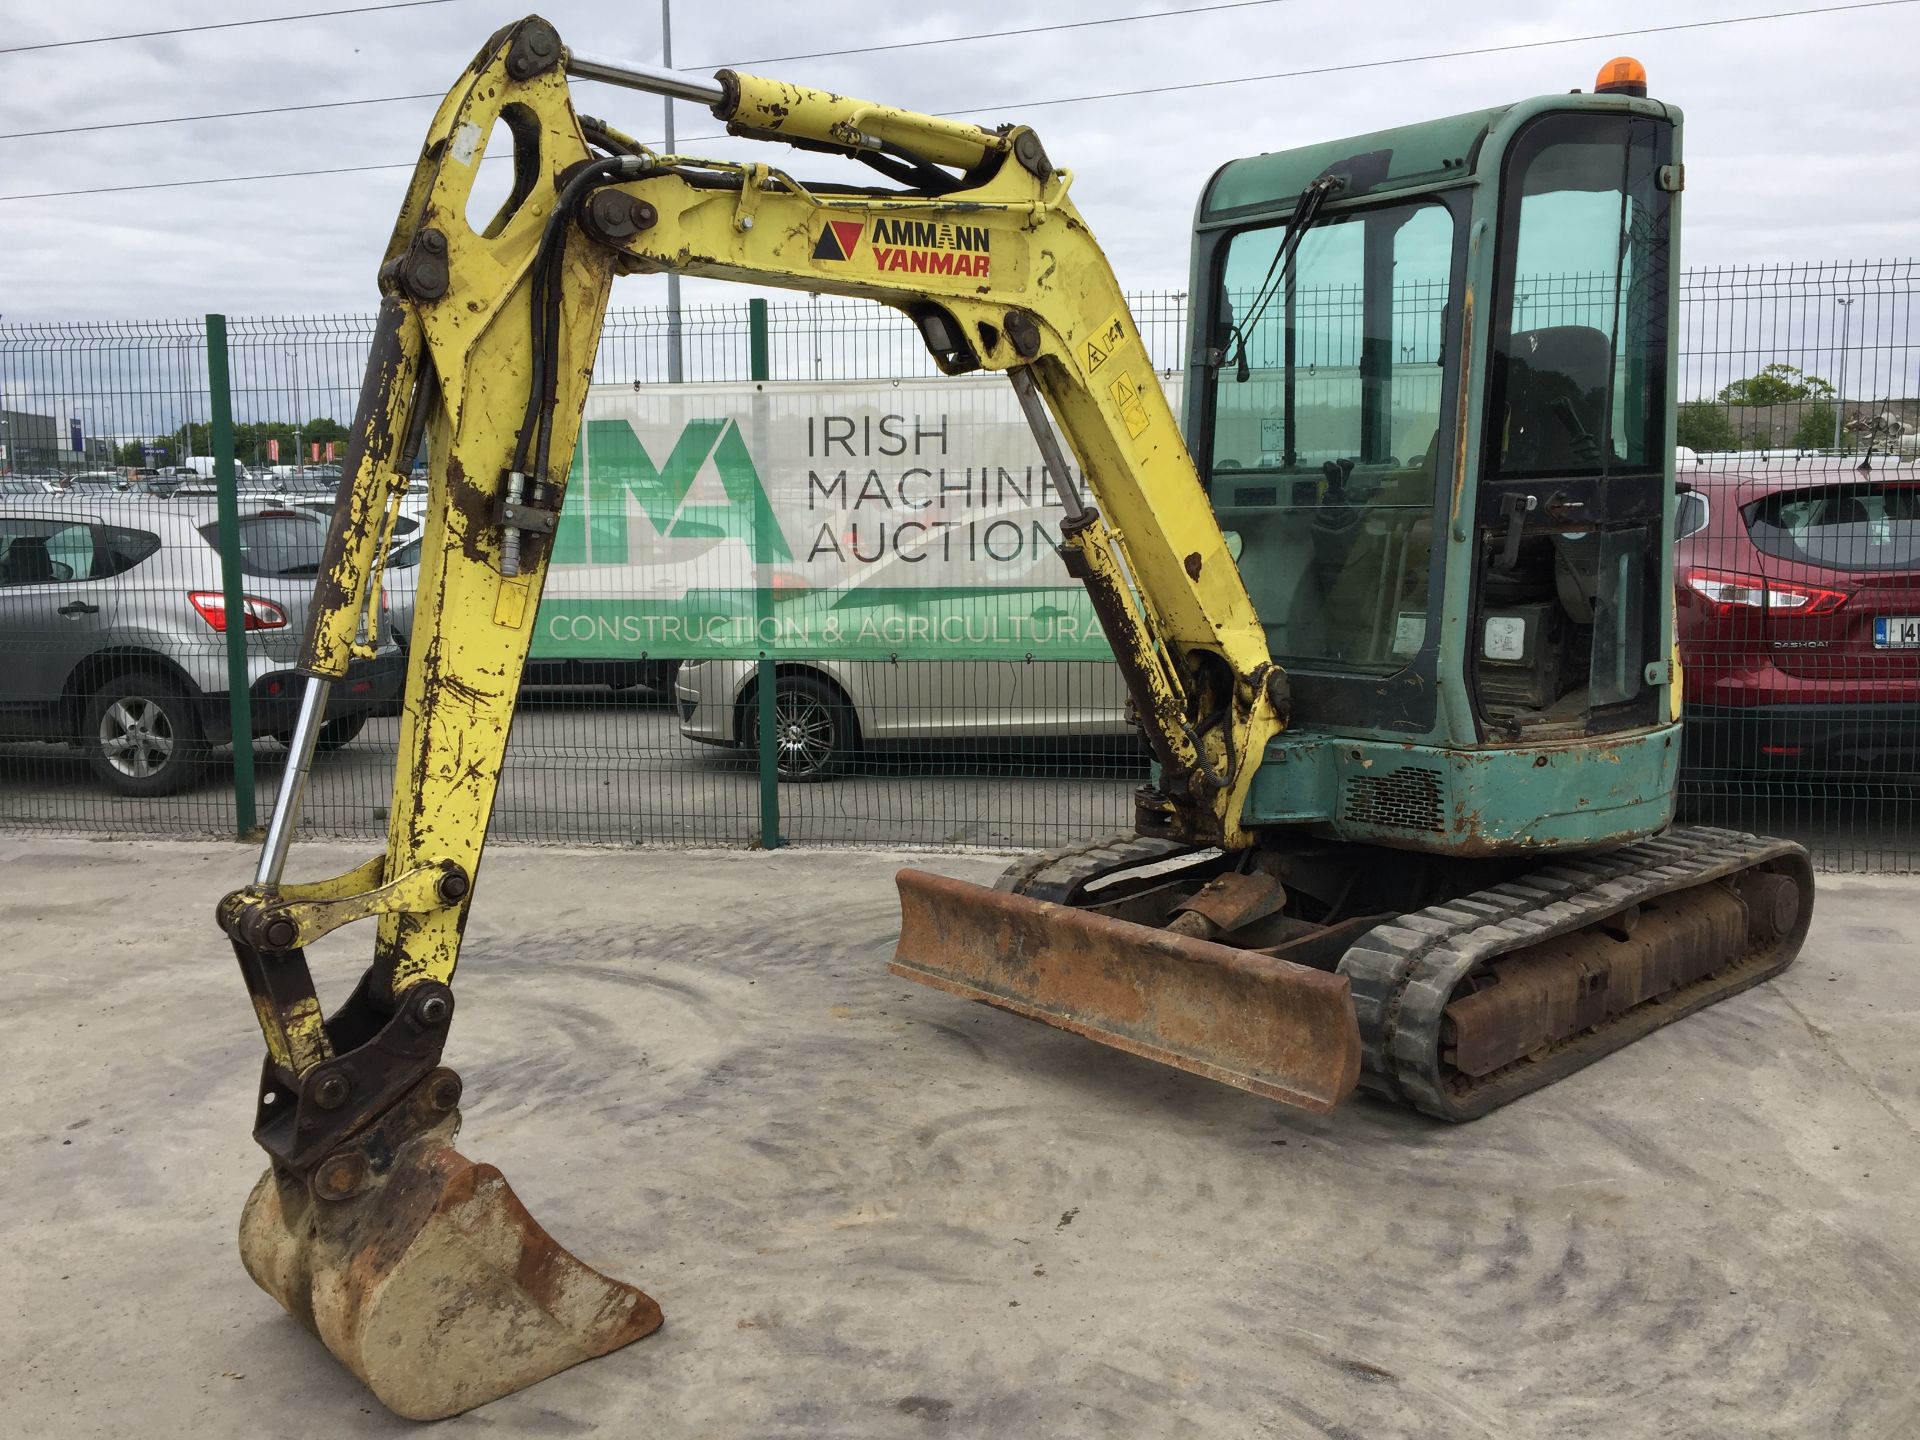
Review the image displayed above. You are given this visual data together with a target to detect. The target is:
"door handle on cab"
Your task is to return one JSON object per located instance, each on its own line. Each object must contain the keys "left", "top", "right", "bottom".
{"left": 57, "top": 601, "right": 99, "bottom": 617}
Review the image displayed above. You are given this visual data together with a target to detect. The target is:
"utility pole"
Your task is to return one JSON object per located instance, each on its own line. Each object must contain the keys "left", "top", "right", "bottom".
{"left": 661, "top": 0, "right": 685, "bottom": 384}
{"left": 1833, "top": 296, "right": 1854, "bottom": 451}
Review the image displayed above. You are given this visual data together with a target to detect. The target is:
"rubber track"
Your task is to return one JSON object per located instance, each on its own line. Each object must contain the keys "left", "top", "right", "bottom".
{"left": 995, "top": 832, "right": 1201, "bottom": 903}
{"left": 1338, "top": 825, "right": 1815, "bottom": 1122}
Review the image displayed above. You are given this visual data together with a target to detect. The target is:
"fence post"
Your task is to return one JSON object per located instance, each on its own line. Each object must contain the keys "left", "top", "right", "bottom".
{"left": 207, "top": 314, "right": 257, "bottom": 837}
{"left": 748, "top": 299, "right": 783, "bottom": 848}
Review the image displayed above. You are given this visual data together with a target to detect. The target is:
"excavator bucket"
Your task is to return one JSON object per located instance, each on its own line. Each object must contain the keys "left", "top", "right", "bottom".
{"left": 238, "top": 1119, "right": 661, "bottom": 1421}
{"left": 892, "top": 870, "right": 1362, "bottom": 1112}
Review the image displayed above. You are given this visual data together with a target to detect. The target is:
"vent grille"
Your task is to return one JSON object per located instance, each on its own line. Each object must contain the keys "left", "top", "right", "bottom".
{"left": 1343, "top": 767, "right": 1445, "bottom": 833}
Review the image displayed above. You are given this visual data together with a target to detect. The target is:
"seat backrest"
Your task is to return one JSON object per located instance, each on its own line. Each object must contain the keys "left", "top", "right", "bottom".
{"left": 0, "top": 535, "right": 55, "bottom": 585}
{"left": 1497, "top": 325, "right": 1613, "bottom": 471}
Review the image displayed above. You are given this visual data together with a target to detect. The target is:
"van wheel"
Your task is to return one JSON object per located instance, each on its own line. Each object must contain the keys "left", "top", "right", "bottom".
{"left": 85, "top": 671, "right": 206, "bottom": 797}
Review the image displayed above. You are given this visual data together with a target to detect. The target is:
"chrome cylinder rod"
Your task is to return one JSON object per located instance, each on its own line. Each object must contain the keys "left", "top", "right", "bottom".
{"left": 254, "top": 676, "right": 332, "bottom": 887}
{"left": 1009, "top": 367, "right": 1087, "bottom": 521}
{"left": 565, "top": 51, "right": 725, "bottom": 107}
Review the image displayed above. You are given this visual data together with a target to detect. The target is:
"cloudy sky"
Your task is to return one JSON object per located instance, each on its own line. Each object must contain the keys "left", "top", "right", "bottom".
{"left": 2, "top": 0, "right": 1916, "bottom": 325}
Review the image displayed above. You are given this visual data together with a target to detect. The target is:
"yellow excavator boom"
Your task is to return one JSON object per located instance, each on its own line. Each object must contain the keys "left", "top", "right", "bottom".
{"left": 217, "top": 14, "right": 1329, "bottom": 1419}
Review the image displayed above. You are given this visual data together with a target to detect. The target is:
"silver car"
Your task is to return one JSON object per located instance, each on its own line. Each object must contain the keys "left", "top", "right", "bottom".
{"left": 0, "top": 498, "right": 403, "bottom": 795}
{"left": 675, "top": 655, "right": 1130, "bottom": 780}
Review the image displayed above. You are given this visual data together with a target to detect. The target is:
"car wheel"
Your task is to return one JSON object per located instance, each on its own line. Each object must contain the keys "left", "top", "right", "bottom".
{"left": 750, "top": 674, "right": 857, "bottom": 781}
{"left": 84, "top": 670, "right": 206, "bottom": 797}
{"left": 268, "top": 714, "right": 369, "bottom": 753}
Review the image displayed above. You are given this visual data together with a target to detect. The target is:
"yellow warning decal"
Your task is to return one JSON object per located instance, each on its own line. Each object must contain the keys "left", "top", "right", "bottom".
{"left": 1084, "top": 313, "right": 1128, "bottom": 372}
{"left": 1109, "top": 372, "right": 1151, "bottom": 438}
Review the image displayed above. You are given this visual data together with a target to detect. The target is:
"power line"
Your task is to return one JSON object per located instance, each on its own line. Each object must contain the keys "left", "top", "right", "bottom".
{"left": 2, "top": 0, "right": 1911, "bottom": 202}
{"left": 1, "top": 160, "right": 426, "bottom": 202}
{"left": 2, "top": 0, "right": 1284, "bottom": 142}
{"left": 948, "top": 0, "right": 1920, "bottom": 113}
{"left": 0, "top": 93, "right": 443, "bottom": 142}
{"left": 698, "top": 0, "right": 1294, "bottom": 69}
{"left": 0, "top": 0, "right": 457, "bottom": 57}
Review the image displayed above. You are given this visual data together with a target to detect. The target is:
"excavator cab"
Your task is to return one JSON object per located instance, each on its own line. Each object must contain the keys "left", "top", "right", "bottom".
{"left": 1194, "top": 91, "right": 1682, "bottom": 850}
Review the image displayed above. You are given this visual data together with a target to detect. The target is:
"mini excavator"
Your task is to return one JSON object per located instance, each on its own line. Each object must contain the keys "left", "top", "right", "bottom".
{"left": 218, "top": 19, "right": 1812, "bottom": 1419}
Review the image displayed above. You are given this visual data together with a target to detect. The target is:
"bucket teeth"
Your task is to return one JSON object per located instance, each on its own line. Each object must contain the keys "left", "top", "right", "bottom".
{"left": 893, "top": 868, "right": 1361, "bottom": 1112}
{"left": 239, "top": 1121, "right": 661, "bottom": 1421}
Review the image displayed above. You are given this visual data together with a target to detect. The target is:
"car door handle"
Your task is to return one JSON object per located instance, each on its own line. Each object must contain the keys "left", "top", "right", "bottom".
{"left": 57, "top": 601, "right": 99, "bottom": 617}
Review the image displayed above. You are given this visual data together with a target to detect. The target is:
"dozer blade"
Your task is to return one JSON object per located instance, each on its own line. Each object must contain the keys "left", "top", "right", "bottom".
{"left": 239, "top": 1119, "right": 661, "bottom": 1421}
{"left": 893, "top": 869, "right": 1362, "bottom": 1112}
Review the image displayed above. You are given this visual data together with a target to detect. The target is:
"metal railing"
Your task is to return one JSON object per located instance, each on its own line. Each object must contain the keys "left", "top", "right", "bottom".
{"left": 1, "top": 259, "right": 1915, "bottom": 871}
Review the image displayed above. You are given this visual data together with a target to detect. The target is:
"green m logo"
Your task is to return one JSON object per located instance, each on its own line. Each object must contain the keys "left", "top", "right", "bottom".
{"left": 553, "top": 417, "right": 792, "bottom": 565}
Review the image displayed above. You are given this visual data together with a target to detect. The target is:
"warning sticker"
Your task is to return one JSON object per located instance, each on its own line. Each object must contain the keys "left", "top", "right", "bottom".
{"left": 1109, "top": 372, "right": 1151, "bottom": 438}
{"left": 1083, "top": 313, "right": 1128, "bottom": 372}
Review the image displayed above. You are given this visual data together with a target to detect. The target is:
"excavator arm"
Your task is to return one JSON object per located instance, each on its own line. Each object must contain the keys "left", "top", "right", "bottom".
{"left": 217, "top": 15, "right": 1310, "bottom": 1420}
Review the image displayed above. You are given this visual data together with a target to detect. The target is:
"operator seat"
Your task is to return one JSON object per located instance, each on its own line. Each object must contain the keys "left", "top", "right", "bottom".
{"left": 1496, "top": 325, "right": 1612, "bottom": 471}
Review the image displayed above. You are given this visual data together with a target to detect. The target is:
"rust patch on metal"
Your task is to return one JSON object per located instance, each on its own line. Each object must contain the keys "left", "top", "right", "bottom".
{"left": 239, "top": 1098, "right": 661, "bottom": 1420}
{"left": 1184, "top": 551, "right": 1203, "bottom": 581}
{"left": 443, "top": 454, "right": 494, "bottom": 565}
{"left": 1168, "top": 870, "right": 1285, "bottom": 937}
{"left": 1443, "top": 885, "right": 1747, "bottom": 1077}
{"left": 892, "top": 869, "right": 1360, "bottom": 1112}
{"left": 1447, "top": 283, "right": 1475, "bottom": 530}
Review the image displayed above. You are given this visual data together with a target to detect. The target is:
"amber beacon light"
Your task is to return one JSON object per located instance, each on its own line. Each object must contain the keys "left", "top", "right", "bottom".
{"left": 1594, "top": 56, "right": 1649, "bottom": 96}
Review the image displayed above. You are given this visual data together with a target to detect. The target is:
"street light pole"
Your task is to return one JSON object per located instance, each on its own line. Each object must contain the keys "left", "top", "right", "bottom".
{"left": 1833, "top": 296, "right": 1854, "bottom": 451}
{"left": 661, "top": 0, "right": 685, "bottom": 385}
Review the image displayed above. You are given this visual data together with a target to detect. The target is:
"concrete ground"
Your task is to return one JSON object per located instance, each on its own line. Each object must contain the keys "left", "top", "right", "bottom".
{"left": 3, "top": 837, "right": 1917, "bottom": 1439}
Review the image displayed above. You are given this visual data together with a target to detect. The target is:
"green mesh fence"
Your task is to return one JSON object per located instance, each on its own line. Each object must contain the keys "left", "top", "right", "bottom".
{"left": 1, "top": 267, "right": 1915, "bottom": 870}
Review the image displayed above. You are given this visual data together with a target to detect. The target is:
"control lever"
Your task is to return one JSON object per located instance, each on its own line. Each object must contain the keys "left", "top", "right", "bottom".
{"left": 1495, "top": 492, "right": 1538, "bottom": 572}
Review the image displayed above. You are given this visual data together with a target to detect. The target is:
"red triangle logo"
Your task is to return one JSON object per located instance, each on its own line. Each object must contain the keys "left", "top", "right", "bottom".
{"left": 829, "top": 220, "right": 864, "bottom": 257}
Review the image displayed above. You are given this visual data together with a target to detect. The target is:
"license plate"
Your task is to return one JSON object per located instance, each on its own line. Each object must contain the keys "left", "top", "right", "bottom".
{"left": 1874, "top": 616, "right": 1920, "bottom": 648}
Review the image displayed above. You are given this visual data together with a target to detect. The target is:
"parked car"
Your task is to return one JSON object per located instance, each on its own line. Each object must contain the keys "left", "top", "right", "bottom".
{"left": 0, "top": 499, "right": 403, "bottom": 795}
{"left": 673, "top": 535, "right": 1130, "bottom": 779}
{"left": 60, "top": 471, "right": 129, "bottom": 493}
{"left": 1675, "top": 460, "right": 1920, "bottom": 776}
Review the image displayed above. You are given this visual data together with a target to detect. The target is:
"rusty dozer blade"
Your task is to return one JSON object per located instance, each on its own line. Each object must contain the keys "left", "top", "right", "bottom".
{"left": 238, "top": 1109, "right": 661, "bottom": 1422}
{"left": 893, "top": 869, "right": 1362, "bottom": 1112}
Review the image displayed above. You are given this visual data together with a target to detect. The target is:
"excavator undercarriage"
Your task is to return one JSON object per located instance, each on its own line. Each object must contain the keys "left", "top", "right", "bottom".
{"left": 896, "top": 825, "right": 1811, "bottom": 1121}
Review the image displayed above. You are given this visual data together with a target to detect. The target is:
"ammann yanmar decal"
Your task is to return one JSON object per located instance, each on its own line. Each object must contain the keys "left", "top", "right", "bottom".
{"left": 813, "top": 216, "right": 991, "bottom": 276}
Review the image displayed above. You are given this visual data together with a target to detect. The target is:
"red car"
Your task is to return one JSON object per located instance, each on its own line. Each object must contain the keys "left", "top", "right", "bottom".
{"left": 1674, "top": 460, "right": 1920, "bottom": 775}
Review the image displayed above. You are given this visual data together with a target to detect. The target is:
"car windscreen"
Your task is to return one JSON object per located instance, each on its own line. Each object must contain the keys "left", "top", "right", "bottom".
{"left": 1744, "top": 481, "right": 1920, "bottom": 573}
{"left": 200, "top": 511, "right": 329, "bottom": 577}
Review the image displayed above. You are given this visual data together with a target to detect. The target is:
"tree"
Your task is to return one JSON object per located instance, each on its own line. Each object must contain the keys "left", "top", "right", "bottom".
{"left": 1717, "top": 363, "right": 1835, "bottom": 406}
{"left": 1676, "top": 400, "right": 1738, "bottom": 451}
{"left": 171, "top": 421, "right": 217, "bottom": 459}
{"left": 1789, "top": 403, "right": 1836, "bottom": 450}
